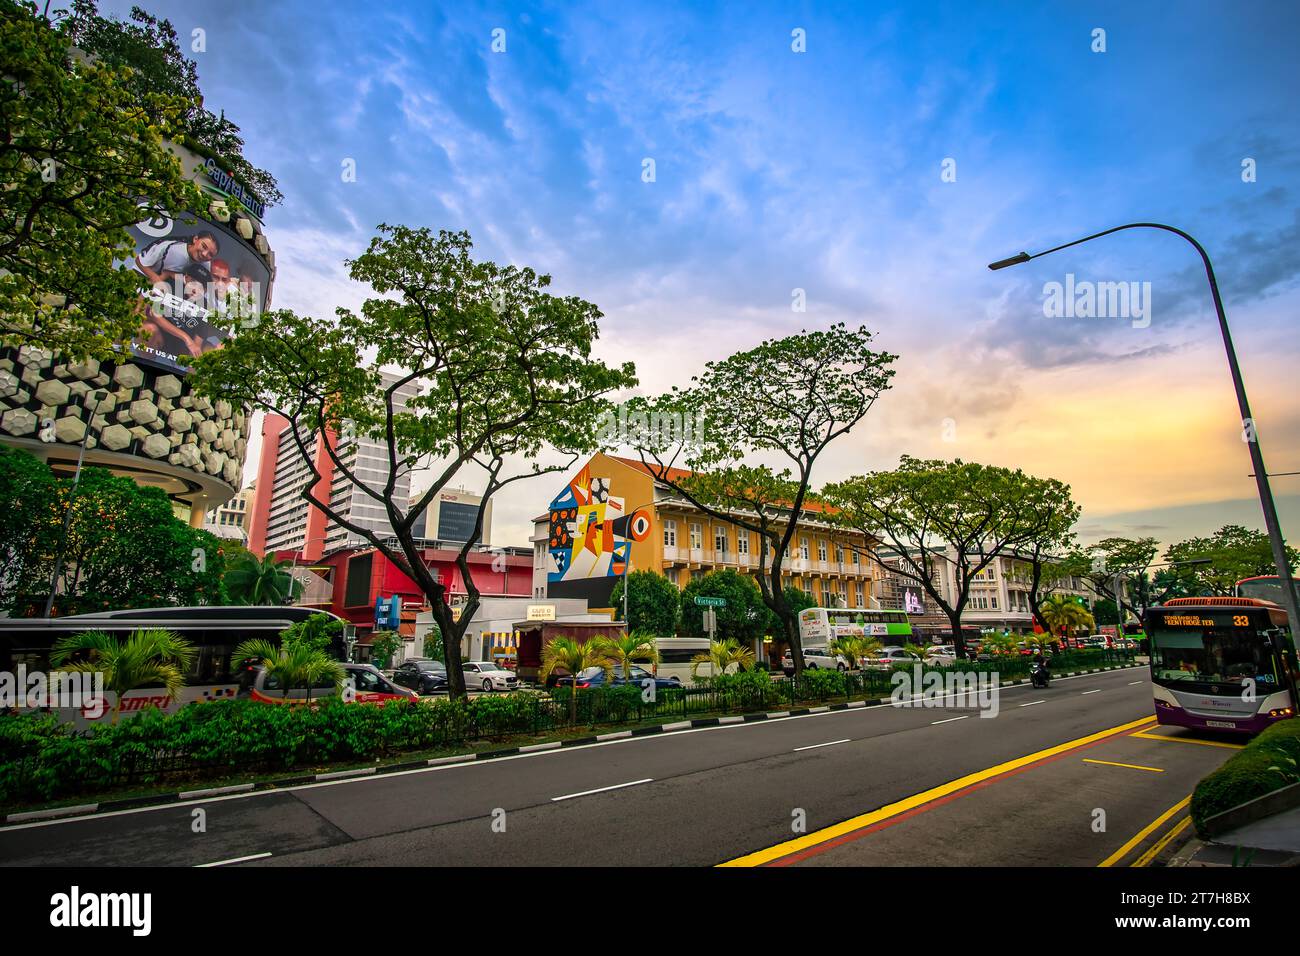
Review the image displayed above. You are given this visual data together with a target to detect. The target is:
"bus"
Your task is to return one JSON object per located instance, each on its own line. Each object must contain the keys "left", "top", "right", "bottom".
{"left": 1236, "top": 575, "right": 1300, "bottom": 608}
{"left": 798, "top": 607, "right": 914, "bottom": 647}
{"left": 1145, "top": 596, "right": 1297, "bottom": 735}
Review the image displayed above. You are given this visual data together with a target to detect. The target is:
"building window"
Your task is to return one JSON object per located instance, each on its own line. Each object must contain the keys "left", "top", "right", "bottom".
{"left": 690, "top": 523, "right": 702, "bottom": 549}
{"left": 835, "top": 544, "right": 843, "bottom": 563}
{"left": 817, "top": 540, "right": 827, "bottom": 562}
{"left": 851, "top": 550, "right": 859, "bottom": 565}
{"left": 666, "top": 568, "right": 678, "bottom": 586}
{"left": 855, "top": 583, "right": 864, "bottom": 606}
{"left": 714, "top": 526, "right": 728, "bottom": 555}
{"left": 800, "top": 537, "right": 809, "bottom": 560}
{"left": 991, "top": 597, "right": 999, "bottom": 609}
{"left": 737, "top": 532, "right": 749, "bottom": 555}
{"left": 663, "top": 520, "right": 677, "bottom": 548}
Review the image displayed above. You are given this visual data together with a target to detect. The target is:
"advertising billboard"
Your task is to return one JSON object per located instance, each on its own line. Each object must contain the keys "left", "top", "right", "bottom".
{"left": 124, "top": 206, "right": 270, "bottom": 373}
{"left": 901, "top": 585, "right": 925, "bottom": 615}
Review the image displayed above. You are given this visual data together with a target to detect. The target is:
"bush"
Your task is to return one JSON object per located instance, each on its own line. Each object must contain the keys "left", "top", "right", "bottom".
{"left": 794, "top": 668, "right": 848, "bottom": 701}
{"left": 1190, "top": 719, "right": 1300, "bottom": 836}
{"left": 711, "top": 670, "right": 782, "bottom": 709}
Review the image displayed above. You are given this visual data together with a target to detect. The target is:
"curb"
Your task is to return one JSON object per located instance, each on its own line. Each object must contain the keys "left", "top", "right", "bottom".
{"left": 0, "top": 661, "right": 1142, "bottom": 827}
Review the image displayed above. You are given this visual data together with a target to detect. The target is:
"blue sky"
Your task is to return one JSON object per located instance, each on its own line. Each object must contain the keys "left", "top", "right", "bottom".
{"left": 105, "top": 0, "right": 1300, "bottom": 551}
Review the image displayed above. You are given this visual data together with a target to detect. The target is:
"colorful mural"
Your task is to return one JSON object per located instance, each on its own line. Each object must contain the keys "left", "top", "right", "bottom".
{"left": 547, "top": 465, "right": 651, "bottom": 605}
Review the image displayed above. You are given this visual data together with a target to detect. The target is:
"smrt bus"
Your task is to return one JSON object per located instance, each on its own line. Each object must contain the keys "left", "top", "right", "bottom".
{"left": 1145, "top": 596, "right": 1297, "bottom": 735}
{"left": 798, "top": 607, "right": 914, "bottom": 646}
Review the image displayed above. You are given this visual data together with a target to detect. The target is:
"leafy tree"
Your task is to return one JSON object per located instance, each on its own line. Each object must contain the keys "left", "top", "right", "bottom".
{"left": 1091, "top": 597, "right": 1119, "bottom": 626}
{"left": 1165, "top": 525, "right": 1298, "bottom": 596}
{"left": 602, "top": 631, "right": 659, "bottom": 681}
{"left": 1039, "top": 594, "right": 1094, "bottom": 644}
{"left": 1, "top": 0, "right": 204, "bottom": 360}
{"left": 1078, "top": 537, "right": 1166, "bottom": 624}
{"left": 610, "top": 569, "right": 680, "bottom": 636}
{"left": 232, "top": 638, "right": 345, "bottom": 700}
{"left": 280, "top": 612, "right": 344, "bottom": 659}
{"left": 823, "top": 457, "right": 1077, "bottom": 658}
{"left": 1007, "top": 490, "right": 1082, "bottom": 630}
{"left": 369, "top": 630, "right": 402, "bottom": 668}
{"left": 540, "top": 636, "right": 616, "bottom": 722}
{"left": 624, "top": 324, "right": 897, "bottom": 674}
{"left": 678, "top": 568, "right": 768, "bottom": 644}
{"left": 829, "top": 634, "right": 881, "bottom": 672}
{"left": 188, "top": 226, "right": 635, "bottom": 698}
{"left": 762, "top": 585, "right": 818, "bottom": 660}
{"left": 690, "top": 638, "right": 756, "bottom": 681}
{"left": 50, "top": 627, "right": 194, "bottom": 723}
{"left": 224, "top": 552, "right": 301, "bottom": 606}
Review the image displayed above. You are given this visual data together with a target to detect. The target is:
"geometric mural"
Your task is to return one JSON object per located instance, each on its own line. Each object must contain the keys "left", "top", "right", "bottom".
{"left": 547, "top": 464, "right": 651, "bottom": 605}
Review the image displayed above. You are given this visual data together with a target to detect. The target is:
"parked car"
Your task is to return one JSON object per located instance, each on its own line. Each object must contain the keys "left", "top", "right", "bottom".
{"left": 244, "top": 662, "right": 418, "bottom": 705}
{"left": 925, "top": 644, "right": 959, "bottom": 666}
{"left": 463, "top": 661, "right": 520, "bottom": 692}
{"left": 780, "top": 646, "right": 853, "bottom": 675}
{"left": 557, "top": 665, "right": 683, "bottom": 690}
{"left": 392, "top": 658, "right": 449, "bottom": 695}
{"left": 863, "top": 646, "right": 912, "bottom": 670}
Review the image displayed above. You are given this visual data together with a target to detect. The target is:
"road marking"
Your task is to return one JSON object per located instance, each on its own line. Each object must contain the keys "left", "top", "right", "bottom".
{"left": 718, "top": 715, "right": 1156, "bottom": 867}
{"left": 195, "top": 852, "right": 271, "bottom": 868}
{"left": 1081, "top": 689, "right": 1101, "bottom": 695}
{"left": 1130, "top": 731, "right": 1245, "bottom": 750}
{"left": 1019, "top": 700, "right": 1046, "bottom": 707}
{"left": 1098, "top": 796, "right": 1190, "bottom": 867}
{"left": 1128, "top": 681, "right": 1144, "bottom": 686}
{"left": 1082, "top": 758, "right": 1164, "bottom": 773}
{"left": 794, "top": 739, "right": 850, "bottom": 752}
{"left": 1133, "top": 815, "right": 1192, "bottom": 867}
{"left": 551, "top": 778, "right": 652, "bottom": 802}
{"left": 931, "top": 716, "right": 969, "bottom": 725}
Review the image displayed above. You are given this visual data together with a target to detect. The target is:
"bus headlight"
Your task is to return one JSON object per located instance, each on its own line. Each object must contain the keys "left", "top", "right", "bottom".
{"left": 1267, "top": 707, "right": 1294, "bottom": 719}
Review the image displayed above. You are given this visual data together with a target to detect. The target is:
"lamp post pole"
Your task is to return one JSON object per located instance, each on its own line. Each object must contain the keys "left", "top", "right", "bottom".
{"left": 990, "top": 223, "right": 1300, "bottom": 638}
{"left": 43, "top": 389, "right": 109, "bottom": 619}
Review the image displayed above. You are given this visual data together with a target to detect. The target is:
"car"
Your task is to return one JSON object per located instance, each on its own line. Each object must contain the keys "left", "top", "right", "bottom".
{"left": 780, "top": 646, "right": 853, "bottom": 675}
{"left": 863, "top": 646, "right": 912, "bottom": 670}
{"left": 243, "top": 662, "right": 418, "bottom": 706}
{"left": 924, "top": 644, "right": 959, "bottom": 666}
{"left": 558, "top": 665, "right": 683, "bottom": 690}
{"left": 392, "top": 658, "right": 449, "bottom": 695}
{"left": 463, "top": 661, "right": 520, "bottom": 692}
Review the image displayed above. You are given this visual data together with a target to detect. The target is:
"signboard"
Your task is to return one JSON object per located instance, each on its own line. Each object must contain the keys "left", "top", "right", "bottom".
{"left": 694, "top": 596, "right": 727, "bottom": 607}
{"left": 901, "top": 586, "right": 925, "bottom": 615}
{"left": 374, "top": 595, "right": 401, "bottom": 629}
{"left": 527, "top": 604, "right": 556, "bottom": 621}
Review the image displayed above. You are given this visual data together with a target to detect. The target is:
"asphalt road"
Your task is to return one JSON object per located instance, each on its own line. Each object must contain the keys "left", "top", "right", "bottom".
{"left": 0, "top": 666, "right": 1238, "bottom": 867}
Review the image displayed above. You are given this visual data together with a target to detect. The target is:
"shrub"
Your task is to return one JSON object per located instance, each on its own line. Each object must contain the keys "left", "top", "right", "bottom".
{"left": 1190, "top": 719, "right": 1300, "bottom": 836}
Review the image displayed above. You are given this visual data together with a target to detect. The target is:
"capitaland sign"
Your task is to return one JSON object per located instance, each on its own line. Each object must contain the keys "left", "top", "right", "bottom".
{"left": 203, "top": 156, "right": 266, "bottom": 219}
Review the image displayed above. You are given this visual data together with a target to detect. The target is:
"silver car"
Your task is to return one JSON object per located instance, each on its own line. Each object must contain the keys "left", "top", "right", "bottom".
{"left": 462, "top": 661, "right": 520, "bottom": 692}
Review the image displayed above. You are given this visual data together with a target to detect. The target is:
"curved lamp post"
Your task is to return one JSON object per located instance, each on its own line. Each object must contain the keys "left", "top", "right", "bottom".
{"left": 989, "top": 223, "right": 1300, "bottom": 637}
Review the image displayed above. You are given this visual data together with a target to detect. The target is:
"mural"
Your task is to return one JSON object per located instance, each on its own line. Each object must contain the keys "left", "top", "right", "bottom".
{"left": 547, "top": 465, "right": 651, "bottom": 605}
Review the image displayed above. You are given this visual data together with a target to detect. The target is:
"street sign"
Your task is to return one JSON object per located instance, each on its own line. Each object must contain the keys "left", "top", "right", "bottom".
{"left": 526, "top": 604, "right": 556, "bottom": 621}
{"left": 694, "top": 596, "right": 726, "bottom": 607}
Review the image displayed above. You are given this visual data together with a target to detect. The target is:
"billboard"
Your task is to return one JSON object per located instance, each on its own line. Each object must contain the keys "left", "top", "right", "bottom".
{"left": 124, "top": 206, "right": 271, "bottom": 373}
{"left": 901, "top": 585, "right": 925, "bottom": 615}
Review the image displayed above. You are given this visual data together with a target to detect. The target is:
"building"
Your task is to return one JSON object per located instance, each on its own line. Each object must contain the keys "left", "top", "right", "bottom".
{"left": 203, "top": 481, "right": 255, "bottom": 541}
{"left": 532, "top": 453, "right": 883, "bottom": 612}
{"left": 246, "top": 370, "right": 420, "bottom": 559}
{"left": 0, "top": 142, "right": 276, "bottom": 526}
{"left": 408, "top": 485, "right": 493, "bottom": 546}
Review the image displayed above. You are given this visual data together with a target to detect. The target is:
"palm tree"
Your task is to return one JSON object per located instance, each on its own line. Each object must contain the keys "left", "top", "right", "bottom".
{"left": 50, "top": 627, "right": 195, "bottom": 724}
{"left": 690, "top": 638, "right": 756, "bottom": 681}
{"left": 901, "top": 641, "right": 939, "bottom": 663}
{"left": 980, "top": 633, "right": 1018, "bottom": 657}
{"left": 540, "top": 636, "right": 616, "bottom": 723}
{"left": 225, "top": 553, "right": 303, "bottom": 606}
{"left": 1040, "top": 595, "right": 1096, "bottom": 647}
{"left": 604, "top": 630, "right": 660, "bottom": 681}
{"left": 232, "top": 638, "right": 345, "bottom": 701}
{"left": 829, "top": 635, "right": 882, "bottom": 672}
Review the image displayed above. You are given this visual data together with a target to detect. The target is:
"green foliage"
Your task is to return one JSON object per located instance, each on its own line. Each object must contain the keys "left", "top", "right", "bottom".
{"left": 232, "top": 638, "right": 345, "bottom": 699}
{"left": 1039, "top": 594, "right": 1095, "bottom": 639}
{"left": 709, "top": 669, "right": 783, "bottom": 708}
{"left": 369, "top": 630, "right": 402, "bottom": 668}
{"left": 224, "top": 552, "right": 301, "bottom": 606}
{"left": 601, "top": 631, "right": 659, "bottom": 680}
{"left": 1191, "top": 720, "right": 1300, "bottom": 837}
{"left": 610, "top": 569, "right": 680, "bottom": 636}
{"left": 540, "top": 635, "right": 617, "bottom": 720}
{"left": 679, "top": 568, "right": 768, "bottom": 642}
{"left": 0, "top": 447, "right": 226, "bottom": 614}
{"left": 0, "top": 0, "right": 206, "bottom": 360}
{"left": 1166, "top": 525, "right": 1299, "bottom": 597}
{"left": 50, "top": 627, "right": 195, "bottom": 723}
{"left": 690, "top": 637, "right": 756, "bottom": 680}
{"left": 281, "top": 613, "right": 344, "bottom": 659}
{"left": 794, "top": 668, "right": 848, "bottom": 700}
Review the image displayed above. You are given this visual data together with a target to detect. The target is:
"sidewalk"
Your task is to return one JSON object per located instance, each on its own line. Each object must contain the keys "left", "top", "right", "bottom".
{"left": 1173, "top": 804, "right": 1300, "bottom": 867}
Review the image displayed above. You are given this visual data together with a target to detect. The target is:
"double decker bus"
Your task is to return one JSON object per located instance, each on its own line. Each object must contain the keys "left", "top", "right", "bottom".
{"left": 1146, "top": 596, "right": 1297, "bottom": 735}
{"left": 798, "top": 607, "right": 914, "bottom": 646}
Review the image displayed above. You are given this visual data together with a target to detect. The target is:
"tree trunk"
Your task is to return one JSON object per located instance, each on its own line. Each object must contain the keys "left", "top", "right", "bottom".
{"left": 948, "top": 609, "right": 968, "bottom": 659}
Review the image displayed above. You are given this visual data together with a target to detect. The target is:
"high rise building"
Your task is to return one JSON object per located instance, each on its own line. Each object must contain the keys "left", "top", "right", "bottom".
{"left": 408, "top": 486, "right": 493, "bottom": 546}
{"left": 203, "top": 481, "right": 256, "bottom": 542}
{"left": 247, "top": 371, "right": 420, "bottom": 559}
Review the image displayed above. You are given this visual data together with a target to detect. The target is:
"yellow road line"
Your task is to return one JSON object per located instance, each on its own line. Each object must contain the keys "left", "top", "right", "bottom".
{"left": 1131, "top": 731, "right": 1244, "bottom": 750}
{"left": 1098, "top": 795, "right": 1190, "bottom": 867}
{"left": 1133, "top": 815, "right": 1192, "bottom": 867}
{"left": 1083, "top": 758, "right": 1164, "bottom": 773}
{"left": 717, "top": 715, "right": 1156, "bottom": 867}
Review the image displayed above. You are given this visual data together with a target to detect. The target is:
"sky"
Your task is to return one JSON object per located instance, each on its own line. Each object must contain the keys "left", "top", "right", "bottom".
{"left": 103, "top": 0, "right": 1300, "bottom": 555}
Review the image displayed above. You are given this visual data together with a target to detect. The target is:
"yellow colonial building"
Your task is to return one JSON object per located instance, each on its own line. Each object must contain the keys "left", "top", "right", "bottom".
{"left": 531, "top": 453, "right": 880, "bottom": 610}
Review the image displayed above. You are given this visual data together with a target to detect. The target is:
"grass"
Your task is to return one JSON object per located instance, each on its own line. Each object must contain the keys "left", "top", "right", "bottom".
{"left": 1189, "top": 718, "right": 1300, "bottom": 836}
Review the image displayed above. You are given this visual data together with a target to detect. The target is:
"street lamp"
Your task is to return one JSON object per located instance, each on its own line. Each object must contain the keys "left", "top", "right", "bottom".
{"left": 989, "top": 223, "right": 1300, "bottom": 638}
{"left": 44, "top": 389, "right": 109, "bottom": 618}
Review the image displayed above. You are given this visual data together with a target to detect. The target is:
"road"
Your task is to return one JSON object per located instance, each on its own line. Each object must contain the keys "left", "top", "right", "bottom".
{"left": 0, "top": 667, "right": 1239, "bottom": 867}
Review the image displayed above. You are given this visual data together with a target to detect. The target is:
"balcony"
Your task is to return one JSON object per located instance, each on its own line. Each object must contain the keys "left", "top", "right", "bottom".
{"left": 662, "top": 545, "right": 682, "bottom": 564}
{"left": 689, "top": 547, "right": 704, "bottom": 565}
{"left": 816, "top": 560, "right": 830, "bottom": 574}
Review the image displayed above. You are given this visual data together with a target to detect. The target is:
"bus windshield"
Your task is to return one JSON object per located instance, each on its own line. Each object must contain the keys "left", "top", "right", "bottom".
{"left": 1149, "top": 624, "right": 1280, "bottom": 693}
{"left": 1236, "top": 576, "right": 1300, "bottom": 607}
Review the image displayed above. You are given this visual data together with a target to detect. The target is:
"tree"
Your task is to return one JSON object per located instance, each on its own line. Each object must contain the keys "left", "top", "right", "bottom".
{"left": 762, "top": 586, "right": 818, "bottom": 659}
{"left": 0, "top": 448, "right": 226, "bottom": 614}
{"left": 188, "top": 226, "right": 635, "bottom": 698}
{"left": 823, "top": 457, "right": 1077, "bottom": 659}
{"left": 1, "top": 0, "right": 205, "bottom": 360}
{"left": 609, "top": 569, "right": 680, "bottom": 636}
{"left": 1165, "top": 525, "right": 1298, "bottom": 596}
{"left": 1009, "top": 490, "right": 1082, "bottom": 630}
{"left": 224, "top": 553, "right": 301, "bottom": 606}
{"left": 678, "top": 568, "right": 769, "bottom": 644}
{"left": 624, "top": 324, "right": 897, "bottom": 674}
{"left": 280, "top": 612, "right": 344, "bottom": 659}
{"left": 1079, "top": 537, "right": 1163, "bottom": 624}
{"left": 690, "top": 638, "right": 756, "bottom": 681}
{"left": 830, "top": 634, "right": 881, "bottom": 672}
{"left": 50, "top": 627, "right": 194, "bottom": 723}
{"left": 540, "top": 636, "right": 616, "bottom": 722}
{"left": 1039, "top": 594, "right": 1094, "bottom": 645}
{"left": 232, "top": 638, "right": 345, "bottom": 701}
{"left": 602, "top": 631, "right": 659, "bottom": 681}
{"left": 370, "top": 630, "right": 402, "bottom": 668}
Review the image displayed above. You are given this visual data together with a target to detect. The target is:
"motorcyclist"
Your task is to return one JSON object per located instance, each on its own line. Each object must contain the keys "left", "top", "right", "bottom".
{"left": 1031, "top": 648, "right": 1050, "bottom": 685}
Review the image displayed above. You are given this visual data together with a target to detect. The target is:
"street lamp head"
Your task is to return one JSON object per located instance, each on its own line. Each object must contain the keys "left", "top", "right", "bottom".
{"left": 987, "top": 252, "right": 1031, "bottom": 271}
{"left": 92, "top": 389, "right": 108, "bottom": 403}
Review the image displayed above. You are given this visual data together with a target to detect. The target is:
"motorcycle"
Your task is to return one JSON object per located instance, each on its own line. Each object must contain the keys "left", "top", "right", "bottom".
{"left": 1030, "top": 661, "right": 1051, "bottom": 688}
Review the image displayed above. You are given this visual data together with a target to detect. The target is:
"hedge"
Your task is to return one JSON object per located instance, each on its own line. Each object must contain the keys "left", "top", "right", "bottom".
{"left": 1189, "top": 719, "right": 1300, "bottom": 836}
